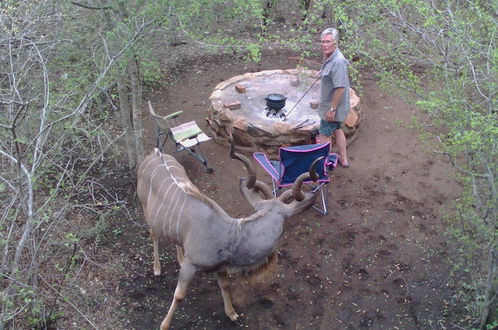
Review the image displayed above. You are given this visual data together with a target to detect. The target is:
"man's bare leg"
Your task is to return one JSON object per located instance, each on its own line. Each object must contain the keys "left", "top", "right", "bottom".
{"left": 318, "top": 134, "right": 333, "bottom": 149}
{"left": 333, "top": 129, "right": 348, "bottom": 166}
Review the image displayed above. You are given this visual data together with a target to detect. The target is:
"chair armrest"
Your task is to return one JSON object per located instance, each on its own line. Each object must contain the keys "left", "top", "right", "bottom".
{"left": 148, "top": 101, "right": 183, "bottom": 121}
{"left": 327, "top": 153, "right": 338, "bottom": 166}
{"left": 253, "top": 152, "right": 280, "bottom": 181}
{"left": 164, "top": 110, "right": 183, "bottom": 120}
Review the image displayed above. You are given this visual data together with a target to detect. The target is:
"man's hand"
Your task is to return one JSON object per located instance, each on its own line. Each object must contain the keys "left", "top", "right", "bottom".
{"left": 326, "top": 109, "right": 336, "bottom": 122}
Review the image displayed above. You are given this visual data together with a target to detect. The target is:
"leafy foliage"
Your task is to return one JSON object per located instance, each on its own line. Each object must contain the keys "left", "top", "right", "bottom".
{"left": 1, "top": 0, "right": 496, "bottom": 328}
{"left": 293, "top": 0, "right": 496, "bottom": 327}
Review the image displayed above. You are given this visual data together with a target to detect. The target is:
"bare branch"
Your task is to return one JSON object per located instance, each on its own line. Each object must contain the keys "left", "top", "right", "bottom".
{"left": 39, "top": 275, "right": 99, "bottom": 329}
{"left": 70, "top": 1, "right": 111, "bottom": 10}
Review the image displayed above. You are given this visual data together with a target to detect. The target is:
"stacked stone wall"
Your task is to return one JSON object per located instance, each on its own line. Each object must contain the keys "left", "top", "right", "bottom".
{"left": 206, "top": 69, "right": 361, "bottom": 156}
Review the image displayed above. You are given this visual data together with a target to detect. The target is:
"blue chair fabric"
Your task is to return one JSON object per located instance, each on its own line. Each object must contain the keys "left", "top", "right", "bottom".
{"left": 253, "top": 143, "right": 337, "bottom": 215}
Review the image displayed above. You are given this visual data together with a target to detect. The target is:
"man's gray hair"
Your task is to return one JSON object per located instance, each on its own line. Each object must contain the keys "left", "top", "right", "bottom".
{"left": 321, "top": 28, "right": 339, "bottom": 42}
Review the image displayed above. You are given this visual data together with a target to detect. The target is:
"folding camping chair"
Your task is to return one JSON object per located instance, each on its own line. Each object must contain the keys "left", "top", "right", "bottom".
{"left": 148, "top": 101, "right": 213, "bottom": 172}
{"left": 253, "top": 143, "right": 338, "bottom": 215}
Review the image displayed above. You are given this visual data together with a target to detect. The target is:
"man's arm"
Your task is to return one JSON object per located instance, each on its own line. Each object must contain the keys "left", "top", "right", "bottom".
{"left": 325, "top": 87, "right": 345, "bottom": 121}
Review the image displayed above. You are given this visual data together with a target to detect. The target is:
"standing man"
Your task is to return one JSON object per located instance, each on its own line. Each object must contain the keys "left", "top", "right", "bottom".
{"left": 317, "top": 27, "right": 350, "bottom": 167}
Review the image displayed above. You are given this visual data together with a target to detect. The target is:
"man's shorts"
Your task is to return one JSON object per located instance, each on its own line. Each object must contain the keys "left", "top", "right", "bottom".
{"left": 319, "top": 120, "right": 343, "bottom": 137}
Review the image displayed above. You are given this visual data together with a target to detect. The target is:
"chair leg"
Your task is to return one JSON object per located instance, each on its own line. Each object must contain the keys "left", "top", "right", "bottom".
{"left": 321, "top": 184, "right": 329, "bottom": 215}
{"left": 271, "top": 180, "right": 278, "bottom": 197}
{"left": 311, "top": 183, "right": 329, "bottom": 215}
{"left": 194, "top": 145, "right": 213, "bottom": 173}
{"left": 188, "top": 146, "right": 213, "bottom": 173}
{"left": 159, "top": 133, "right": 169, "bottom": 153}
{"left": 174, "top": 143, "right": 213, "bottom": 172}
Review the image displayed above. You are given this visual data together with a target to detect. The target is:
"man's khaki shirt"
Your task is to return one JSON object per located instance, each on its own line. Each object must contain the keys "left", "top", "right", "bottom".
{"left": 318, "top": 48, "right": 350, "bottom": 122}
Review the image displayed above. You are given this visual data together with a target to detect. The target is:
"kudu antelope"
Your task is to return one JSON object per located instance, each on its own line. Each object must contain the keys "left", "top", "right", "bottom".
{"left": 137, "top": 141, "right": 321, "bottom": 329}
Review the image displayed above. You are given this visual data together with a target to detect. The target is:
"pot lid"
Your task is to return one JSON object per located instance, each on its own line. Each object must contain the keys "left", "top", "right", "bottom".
{"left": 266, "top": 93, "right": 286, "bottom": 101}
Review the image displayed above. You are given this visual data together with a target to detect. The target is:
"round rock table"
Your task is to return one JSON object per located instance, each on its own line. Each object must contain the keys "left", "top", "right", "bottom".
{"left": 206, "top": 68, "right": 361, "bottom": 156}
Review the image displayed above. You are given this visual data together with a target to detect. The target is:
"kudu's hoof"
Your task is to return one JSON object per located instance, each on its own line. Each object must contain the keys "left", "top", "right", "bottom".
{"left": 228, "top": 312, "right": 239, "bottom": 321}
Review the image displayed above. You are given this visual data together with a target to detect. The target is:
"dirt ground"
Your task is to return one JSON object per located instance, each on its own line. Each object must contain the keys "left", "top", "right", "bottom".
{"left": 111, "top": 48, "right": 466, "bottom": 329}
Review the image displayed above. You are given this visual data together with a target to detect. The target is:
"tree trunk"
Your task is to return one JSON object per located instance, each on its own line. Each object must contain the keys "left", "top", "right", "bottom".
{"left": 321, "top": 3, "right": 330, "bottom": 19}
{"left": 262, "top": 0, "right": 276, "bottom": 35}
{"left": 117, "top": 75, "right": 137, "bottom": 171}
{"left": 479, "top": 244, "right": 496, "bottom": 329}
{"left": 128, "top": 54, "right": 145, "bottom": 165}
{"left": 301, "top": 0, "right": 311, "bottom": 21}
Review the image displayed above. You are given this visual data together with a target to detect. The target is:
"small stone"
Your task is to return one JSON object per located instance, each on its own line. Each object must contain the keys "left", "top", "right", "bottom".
{"left": 310, "top": 101, "right": 319, "bottom": 109}
{"left": 232, "top": 118, "right": 247, "bottom": 130}
{"left": 290, "top": 76, "right": 300, "bottom": 86}
{"left": 273, "top": 122, "right": 292, "bottom": 134}
{"left": 223, "top": 101, "right": 241, "bottom": 110}
{"left": 235, "top": 84, "right": 246, "bottom": 93}
{"left": 344, "top": 109, "right": 359, "bottom": 128}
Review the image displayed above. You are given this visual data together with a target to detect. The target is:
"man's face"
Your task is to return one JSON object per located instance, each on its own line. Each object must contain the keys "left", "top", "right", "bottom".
{"left": 321, "top": 34, "right": 336, "bottom": 57}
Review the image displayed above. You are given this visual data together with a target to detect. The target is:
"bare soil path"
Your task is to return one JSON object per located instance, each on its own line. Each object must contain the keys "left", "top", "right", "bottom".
{"left": 114, "top": 49, "right": 463, "bottom": 329}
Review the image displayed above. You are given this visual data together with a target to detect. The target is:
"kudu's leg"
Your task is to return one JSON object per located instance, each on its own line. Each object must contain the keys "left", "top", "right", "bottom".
{"left": 149, "top": 228, "right": 161, "bottom": 276}
{"left": 176, "top": 245, "right": 184, "bottom": 265}
{"left": 216, "top": 271, "right": 239, "bottom": 321}
{"left": 161, "top": 261, "right": 196, "bottom": 330}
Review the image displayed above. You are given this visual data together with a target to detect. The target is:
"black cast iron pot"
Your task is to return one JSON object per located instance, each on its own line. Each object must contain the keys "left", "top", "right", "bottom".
{"left": 265, "top": 93, "right": 287, "bottom": 109}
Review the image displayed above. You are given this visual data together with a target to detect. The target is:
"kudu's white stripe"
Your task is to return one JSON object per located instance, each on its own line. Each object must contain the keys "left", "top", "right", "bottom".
{"left": 165, "top": 184, "right": 183, "bottom": 237}
{"left": 146, "top": 173, "right": 173, "bottom": 222}
{"left": 160, "top": 179, "right": 177, "bottom": 233}
{"left": 143, "top": 151, "right": 197, "bottom": 242}
{"left": 158, "top": 152, "right": 191, "bottom": 192}
{"left": 141, "top": 154, "right": 160, "bottom": 208}
{"left": 152, "top": 172, "right": 176, "bottom": 235}
{"left": 175, "top": 190, "right": 188, "bottom": 242}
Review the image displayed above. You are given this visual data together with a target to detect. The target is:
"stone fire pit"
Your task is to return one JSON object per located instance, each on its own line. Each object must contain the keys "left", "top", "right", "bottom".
{"left": 206, "top": 68, "right": 361, "bottom": 156}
